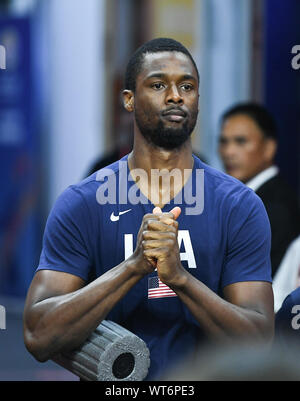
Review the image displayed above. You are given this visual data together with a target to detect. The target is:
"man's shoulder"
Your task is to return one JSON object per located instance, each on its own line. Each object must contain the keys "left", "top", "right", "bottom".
{"left": 257, "top": 173, "right": 300, "bottom": 208}
{"left": 257, "top": 173, "right": 284, "bottom": 193}
{"left": 47, "top": 158, "right": 126, "bottom": 218}
{"left": 258, "top": 173, "right": 295, "bottom": 194}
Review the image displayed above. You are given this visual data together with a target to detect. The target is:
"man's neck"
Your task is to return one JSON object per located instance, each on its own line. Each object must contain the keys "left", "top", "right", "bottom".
{"left": 128, "top": 130, "right": 194, "bottom": 171}
{"left": 127, "top": 133, "right": 194, "bottom": 209}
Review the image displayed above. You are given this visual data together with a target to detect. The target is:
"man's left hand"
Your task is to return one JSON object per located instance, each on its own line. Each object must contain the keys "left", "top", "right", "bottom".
{"left": 142, "top": 207, "right": 185, "bottom": 287}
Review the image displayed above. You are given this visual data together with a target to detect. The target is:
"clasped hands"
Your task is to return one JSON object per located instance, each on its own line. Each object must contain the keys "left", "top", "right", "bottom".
{"left": 132, "top": 206, "right": 185, "bottom": 288}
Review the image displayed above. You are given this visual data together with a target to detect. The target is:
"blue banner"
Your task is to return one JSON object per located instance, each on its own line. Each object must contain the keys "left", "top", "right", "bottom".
{"left": 0, "top": 17, "right": 41, "bottom": 297}
{"left": 264, "top": 0, "right": 300, "bottom": 195}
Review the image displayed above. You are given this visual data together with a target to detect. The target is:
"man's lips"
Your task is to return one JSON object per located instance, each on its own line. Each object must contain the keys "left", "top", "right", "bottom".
{"left": 162, "top": 108, "right": 187, "bottom": 122}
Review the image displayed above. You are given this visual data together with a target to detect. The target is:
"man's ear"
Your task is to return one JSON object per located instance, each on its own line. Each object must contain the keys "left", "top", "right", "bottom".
{"left": 264, "top": 138, "right": 277, "bottom": 163}
{"left": 123, "top": 90, "right": 134, "bottom": 112}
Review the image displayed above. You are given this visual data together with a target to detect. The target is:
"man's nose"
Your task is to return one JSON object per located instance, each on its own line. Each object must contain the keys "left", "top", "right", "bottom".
{"left": 165, "top": 84, "right": 183, "bottom": 104}
{"left": 220, "top": 141, "right": 237, "bottom": 159}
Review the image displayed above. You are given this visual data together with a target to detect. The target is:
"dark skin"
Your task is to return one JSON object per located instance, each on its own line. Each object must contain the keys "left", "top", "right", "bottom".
{"left": 23, "top": 51, "right": 274, "bottom": 363}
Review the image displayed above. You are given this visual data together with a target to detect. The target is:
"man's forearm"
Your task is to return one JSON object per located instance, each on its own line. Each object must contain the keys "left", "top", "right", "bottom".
{"left": 169, "top": 270, "right": 273, "bottom": 342}
{"left": 24, "top": 260, "right": 143, "bottom": 362}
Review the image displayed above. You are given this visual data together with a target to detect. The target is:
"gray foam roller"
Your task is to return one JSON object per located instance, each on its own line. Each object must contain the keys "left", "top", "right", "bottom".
{"left": 52, "top": 320, "right": 150, "bottom": 381}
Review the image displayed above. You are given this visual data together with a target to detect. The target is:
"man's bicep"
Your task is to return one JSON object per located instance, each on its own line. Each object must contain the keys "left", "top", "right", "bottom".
{"left": 223, "top": 281, "right": 274, "bottom": 318}
{"left": 25, "top": 269, "right": 86, "bottom": 309}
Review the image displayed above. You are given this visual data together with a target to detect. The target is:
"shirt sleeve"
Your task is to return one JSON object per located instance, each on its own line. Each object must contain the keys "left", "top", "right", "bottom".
{"left": 36, "top": 186, "right": 93, "bottom": 281}
{"left": 221, "top": 189, "right": 272, "bottom": 289}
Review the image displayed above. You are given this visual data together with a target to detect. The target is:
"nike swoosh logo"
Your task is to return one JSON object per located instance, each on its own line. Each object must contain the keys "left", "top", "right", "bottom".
{"left": 110, "top": 209, "right": 132, "bottom": 222}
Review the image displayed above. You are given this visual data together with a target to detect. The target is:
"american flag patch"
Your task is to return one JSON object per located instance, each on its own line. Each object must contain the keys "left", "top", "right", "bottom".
{"left": 148, "top": 276, "right": 177, "bottom": 299}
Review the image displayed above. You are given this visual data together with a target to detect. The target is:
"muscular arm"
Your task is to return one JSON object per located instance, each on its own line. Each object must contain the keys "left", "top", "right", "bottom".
{"left": 23, "top": 261, "right": 142, "bottom": 362}
{"left": 143, "top": 208, "right": 274, "bottom": 343}
{"left": 169, "top": 274, "right": 274, "bottom": 342}
{"left": 23, "top": 213, "right": 157, "bottom": 362}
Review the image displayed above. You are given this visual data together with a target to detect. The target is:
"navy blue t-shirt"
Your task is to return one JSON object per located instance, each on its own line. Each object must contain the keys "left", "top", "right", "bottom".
{"left": 37, "top": 155, "right": 272, "bottom": 379}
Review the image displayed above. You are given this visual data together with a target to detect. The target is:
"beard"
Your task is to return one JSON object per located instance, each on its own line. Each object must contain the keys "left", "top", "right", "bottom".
{"left": 135, "top": 108, "right": 198, "bottom": 150}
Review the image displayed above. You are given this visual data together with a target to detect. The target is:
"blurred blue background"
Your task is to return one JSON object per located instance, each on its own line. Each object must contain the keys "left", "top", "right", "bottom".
{"left": 0, "top": 0, "right": 299, "bottom": 380}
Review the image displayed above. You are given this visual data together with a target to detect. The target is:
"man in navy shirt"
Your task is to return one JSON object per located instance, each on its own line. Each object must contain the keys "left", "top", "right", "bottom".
{"left": 23, "top": 38, "right": 274, "bottom": 380}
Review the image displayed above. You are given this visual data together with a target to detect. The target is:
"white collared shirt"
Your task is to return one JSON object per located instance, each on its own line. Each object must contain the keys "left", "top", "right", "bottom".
{"left": 245, "top": 165, "right": 279, "bottom": 192}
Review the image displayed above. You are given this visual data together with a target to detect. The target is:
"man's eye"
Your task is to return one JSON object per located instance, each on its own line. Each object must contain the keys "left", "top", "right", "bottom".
{"left": 151, "top": 82, "right": 165, "bottom": 90}
{"left": 235, "top": 137, "right": 247, "bottom": 145}
{"left": 181, "top": 84, "right": 193, "bottom": 91}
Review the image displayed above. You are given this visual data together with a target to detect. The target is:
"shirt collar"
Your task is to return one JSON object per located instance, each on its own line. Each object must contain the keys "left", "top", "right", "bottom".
{"left": 245, "top": 165, "right": 279, "bottom": 192}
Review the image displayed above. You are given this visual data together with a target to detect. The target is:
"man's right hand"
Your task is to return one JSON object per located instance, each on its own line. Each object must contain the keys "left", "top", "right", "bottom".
{"left": 129, "top": 212, "right": 161, "bottom": 276}
{"left": 128, "top": 207, "right": 181, "bottom": 277}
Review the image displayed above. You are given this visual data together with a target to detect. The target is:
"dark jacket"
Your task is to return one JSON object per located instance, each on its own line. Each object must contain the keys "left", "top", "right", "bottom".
{"left": 256, "top": 174, "right": 300, "bottom": 277}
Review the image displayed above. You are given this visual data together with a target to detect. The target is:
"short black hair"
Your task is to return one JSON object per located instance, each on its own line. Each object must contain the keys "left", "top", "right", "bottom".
{"left": 221, "top": 102, "right": 277, "bottom": 140}
{"left": 124, "top": 37, "right": 199, "bottom": 92}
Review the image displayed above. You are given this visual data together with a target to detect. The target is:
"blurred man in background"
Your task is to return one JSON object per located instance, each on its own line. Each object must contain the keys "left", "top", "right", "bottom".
{"left": 219, "top": 103, "right": 300, "bottom": 277}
